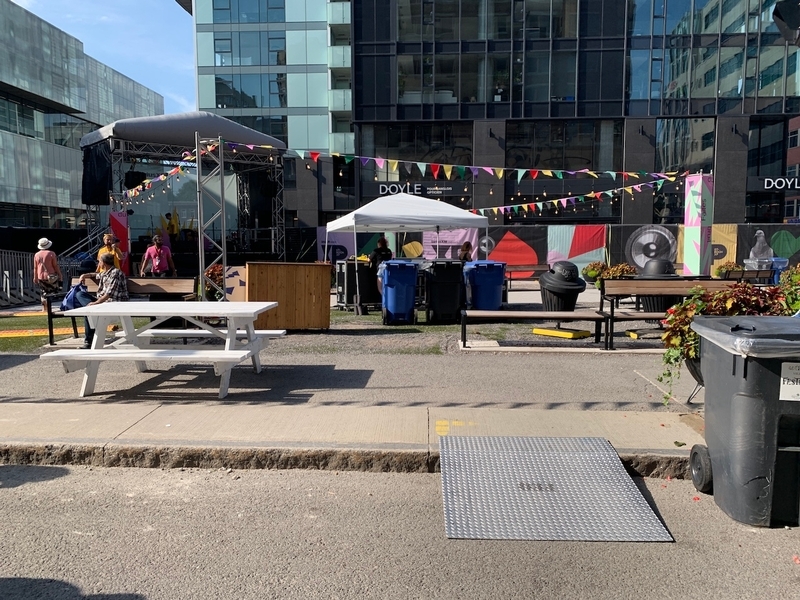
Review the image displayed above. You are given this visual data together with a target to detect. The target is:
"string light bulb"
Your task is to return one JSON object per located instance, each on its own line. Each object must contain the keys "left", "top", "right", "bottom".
{"left": 305, "top": 162, "right": 311, "bottom": 170}
{"left": 339, "top": 169, "right": 343, "bottom": 176}
{"left": 489, "top": 186, "right": 494, "bottom": 195}
{"left": 374, "top": 173, "right": 378, "bottom": 181}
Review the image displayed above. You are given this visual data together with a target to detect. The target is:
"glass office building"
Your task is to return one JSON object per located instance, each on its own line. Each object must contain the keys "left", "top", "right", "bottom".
{"left": 0, "top": 0, "right": 163, "bottom": 230}
{"left": 183, "top": 0, "right": 800, "bottom": 227}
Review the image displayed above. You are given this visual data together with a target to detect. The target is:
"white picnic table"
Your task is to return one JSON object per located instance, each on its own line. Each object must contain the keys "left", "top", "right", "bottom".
{"left": 40, "top": 301, "right": 278, "bottom": 399}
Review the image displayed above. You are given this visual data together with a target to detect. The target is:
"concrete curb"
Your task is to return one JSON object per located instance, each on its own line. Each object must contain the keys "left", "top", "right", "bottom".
{"left": 0, "top": 443, "right": 690, "bottom": 479}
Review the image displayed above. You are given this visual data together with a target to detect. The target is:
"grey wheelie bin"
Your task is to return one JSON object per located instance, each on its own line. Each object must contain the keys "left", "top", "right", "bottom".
{"left": 690, "top": 315, "right": 800, "bottom": 527}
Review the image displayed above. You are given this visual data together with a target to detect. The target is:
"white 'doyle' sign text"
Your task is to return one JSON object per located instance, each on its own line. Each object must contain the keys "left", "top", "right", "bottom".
{"left": 779, "top": 362, "right": 800, "bottom": 400}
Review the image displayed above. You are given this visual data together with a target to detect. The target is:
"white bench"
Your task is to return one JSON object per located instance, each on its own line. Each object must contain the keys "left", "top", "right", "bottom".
{"left": 41, "top": 348, "right": 254, "bottom": 398}
{"left": 128, "top": 328, "right": 286, "bottom": 339}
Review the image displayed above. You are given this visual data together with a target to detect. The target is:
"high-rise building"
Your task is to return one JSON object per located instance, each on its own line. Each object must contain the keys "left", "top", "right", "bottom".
{"left": 184, "top": 0, "right": 800, "bottom": 229}
{"left": 0, "top": 0, "right": 164, "bottom": 235}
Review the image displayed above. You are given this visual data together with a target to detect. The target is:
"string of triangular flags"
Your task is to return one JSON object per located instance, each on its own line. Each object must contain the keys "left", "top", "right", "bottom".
{"left": 218, "top": 139, "right": 680, "bottom": 182}
{"left": 116, "top": 139, "right": 688, "bottom": 209}
{"left": 471, "top": 174, "right": 688, "bottom": 217}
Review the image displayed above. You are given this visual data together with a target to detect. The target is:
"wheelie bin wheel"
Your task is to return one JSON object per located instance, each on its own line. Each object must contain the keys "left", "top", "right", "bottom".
{"left": 690, "top": 444, "right": 713, "bottom": 494}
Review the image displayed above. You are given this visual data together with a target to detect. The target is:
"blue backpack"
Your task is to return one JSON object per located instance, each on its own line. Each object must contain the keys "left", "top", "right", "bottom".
{"left": 60, "top": 283, "right": 86, "bottom": 312}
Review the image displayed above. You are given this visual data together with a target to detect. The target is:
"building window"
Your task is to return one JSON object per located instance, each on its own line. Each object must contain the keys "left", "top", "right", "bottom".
{"left": 788, "top": 164, "right": 799, "bottom": 177}
{"left": 790, "top": 130, "right": 798, "bottom": 149}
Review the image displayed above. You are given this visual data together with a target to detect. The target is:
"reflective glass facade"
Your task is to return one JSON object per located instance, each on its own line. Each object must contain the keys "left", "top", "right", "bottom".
{"left": 351, "top": 0, "right": 800, "bottom": 224}
{"left": 194, "top": 0, "right": 341, "bottom": 151}
{"left": 0, "top": 0, "right": 163, "bottom": 227}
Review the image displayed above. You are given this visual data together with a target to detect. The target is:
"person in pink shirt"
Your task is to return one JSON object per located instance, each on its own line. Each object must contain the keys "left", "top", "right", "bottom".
{"left": 140, "top": 235, "right": 177, "bottom": 277}
{"left": 33, "top": 237, "right": 63, "bottom": 310}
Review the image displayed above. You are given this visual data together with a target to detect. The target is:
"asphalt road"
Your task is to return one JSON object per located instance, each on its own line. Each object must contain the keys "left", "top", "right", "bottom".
{"left": 2, "top": 465, "right": 798, "bottom": 600}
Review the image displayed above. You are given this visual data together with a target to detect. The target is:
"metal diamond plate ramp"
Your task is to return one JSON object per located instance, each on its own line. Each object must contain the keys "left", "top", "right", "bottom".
{"left": 439, "top": 436, "right": 673, "bottom": 542}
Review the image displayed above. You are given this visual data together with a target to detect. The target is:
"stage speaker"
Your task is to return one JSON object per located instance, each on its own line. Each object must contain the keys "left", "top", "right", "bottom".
{"left": 125, "top": 170, "right": 147, "bottom": 189}
{"left": 81, "top": 143, "right": 112, "bottom": 205}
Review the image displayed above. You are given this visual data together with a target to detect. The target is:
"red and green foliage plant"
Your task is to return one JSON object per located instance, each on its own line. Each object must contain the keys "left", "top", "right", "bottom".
{"left": 658, "top": 281, "right": 795, "bottom": 401}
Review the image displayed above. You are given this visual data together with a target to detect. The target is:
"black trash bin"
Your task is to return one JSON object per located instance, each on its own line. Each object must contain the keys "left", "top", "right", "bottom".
{"left": 637, "top": 259, "right": 681, "bottom": 315}
{"left": 422, "top": 260, "right": 463, "bottom": 324}
{"left": 336, "top": 259, "right": 380, "bottom": 307}
{"left": 539, "top": 261, "right": 586, "bottom": 311}
{"left": 690, "top": 315, "right": 800, "bottom": 527}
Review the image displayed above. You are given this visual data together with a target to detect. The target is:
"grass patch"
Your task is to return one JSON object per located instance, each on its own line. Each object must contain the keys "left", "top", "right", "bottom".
{"left": 479, "top": 325, "right": 511, "bottom": 341}
{"left": 0, "top": 313, "right": 49, "bottom": 331}
{"left": 0, "top": 336, "right": 51, "bottom": 353}
{"left": 394, "top": 345, "right": 443, "bottom": 355}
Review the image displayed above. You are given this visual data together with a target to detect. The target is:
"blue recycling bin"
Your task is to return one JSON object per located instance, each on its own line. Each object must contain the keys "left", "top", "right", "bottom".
{"left": 772, "top": 258, "right": 790, "bottom": 285}
{"left": 464, "top": 260, "right": 506, "bottom": 310}
{"left": 381, "top": 260, "right": 418, "bottom": 325}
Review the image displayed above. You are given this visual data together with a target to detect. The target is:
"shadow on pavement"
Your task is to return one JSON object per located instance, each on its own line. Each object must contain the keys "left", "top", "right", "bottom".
{"left": 0, "top": 354, "right": 38, "bottom": 372}
{"left": 0, "top": 364, "right": 374, "bottom": 405}
{"left": 0, "top": 465, "right": 70, "bottom": 489}
{"left": 0, "top": 578, "right": 144, "bottom": 600}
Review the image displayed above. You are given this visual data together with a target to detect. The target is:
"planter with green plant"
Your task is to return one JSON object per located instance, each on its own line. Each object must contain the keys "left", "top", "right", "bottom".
{"left": 658, "top": 281, "right": 793, "bottom": 402}
{"left": 713, "top": 261, "right": 743, "bottom": 278}
{"left": 581, "top": 261, "right": 607, "bottom": 283}
{"left": 594, "top": 262, "right": 637, "bottom": 289}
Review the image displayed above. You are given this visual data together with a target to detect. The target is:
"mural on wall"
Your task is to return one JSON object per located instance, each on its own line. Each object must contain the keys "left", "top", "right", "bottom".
{"left": 737, "top": 225, "right": 800, "bottom": 265}
{"left": 546, "top": 225, "right": 606, "bottom": 273}
{"left": 487, "top": 228, "right": 549, "bottom": 276}
{"left": 710, "top": 224, "right": 737, "bottom": 271}
{"left": 314, "top": 224, "right": 799, "bottom": 273}
{"left": 608, "top": 225, "right": 679, "bottom": 271}
{"left": 421, "top": 229, "right": 479, "bottom": 260}
{"left": 316, "top": 229, "right": 384, "bottom": 262}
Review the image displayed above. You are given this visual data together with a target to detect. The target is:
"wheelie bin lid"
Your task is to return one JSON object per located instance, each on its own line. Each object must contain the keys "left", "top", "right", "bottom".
{"left": 539, "top": 262, "right": 587, "bottom": 293}
{"left": 691, "top": 315, "right": 800, "bottom": 357}
{"left": 463, "top": 260, "right": 506, "bottom": 269}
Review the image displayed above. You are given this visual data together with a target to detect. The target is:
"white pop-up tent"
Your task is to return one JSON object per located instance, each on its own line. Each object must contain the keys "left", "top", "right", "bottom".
{"left": 324, "top": 192, "right": 489, "bottom": 304}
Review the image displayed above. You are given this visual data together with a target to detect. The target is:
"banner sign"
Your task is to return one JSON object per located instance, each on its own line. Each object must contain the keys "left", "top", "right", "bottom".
{"left": 683, "top": 174, "right": 714, "bottom": 275}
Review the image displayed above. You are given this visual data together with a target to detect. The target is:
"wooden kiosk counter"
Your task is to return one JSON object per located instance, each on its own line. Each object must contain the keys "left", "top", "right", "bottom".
{"left": 246, "top": 262, "right": 331, "bottom": 330}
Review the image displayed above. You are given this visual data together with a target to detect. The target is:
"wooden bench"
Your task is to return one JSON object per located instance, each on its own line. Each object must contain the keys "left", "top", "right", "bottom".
{"left": 504, "top": 264, "right": 550, "bottom": 290}
{"left": 721, "top": 269, "right": 776, "bottom": 284}
{"left": 461, "top": 309, "right": 605, "bottom": 348}
{"left": 46, "top": 277, "right": 198, "bottom": 345}
{"left": 600, "top": 278, "right": 738, "bottom": 350}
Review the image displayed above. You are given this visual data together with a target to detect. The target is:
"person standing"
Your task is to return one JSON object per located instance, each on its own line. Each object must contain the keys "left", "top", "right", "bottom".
{"left": 369, "top": 237, "right": 393, "bottom": 295}
{"left": 33, "top": 237, "right": 63, "bottom": 310}
{"left": 96, "top": 234, "right": 123, "bottom": 273}
{"left": 458, "top": 241, "right": 473, "bottom": 263}
{"left": 140, "top": 235, "right": 177, "bottom": 277}
{"left": 76, "top": 253, "right": 129, "bottom": 348}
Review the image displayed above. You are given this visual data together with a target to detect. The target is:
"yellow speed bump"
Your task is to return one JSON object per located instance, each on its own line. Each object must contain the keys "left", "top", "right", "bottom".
{"left": 532, "top": 327, "right": 591, "bottom": 339}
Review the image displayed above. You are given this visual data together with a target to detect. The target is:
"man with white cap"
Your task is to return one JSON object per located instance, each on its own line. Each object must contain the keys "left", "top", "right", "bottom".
{"left": 33, "top": 238, "right": 63, "bottom": 310}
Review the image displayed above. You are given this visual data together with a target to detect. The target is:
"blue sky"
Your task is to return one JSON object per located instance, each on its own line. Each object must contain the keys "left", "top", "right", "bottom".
{"left": 10, "top": 0, "right": 196, "bottom": 114}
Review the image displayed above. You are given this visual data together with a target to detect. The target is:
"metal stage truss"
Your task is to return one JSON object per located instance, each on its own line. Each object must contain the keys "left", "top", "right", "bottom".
{"left": 104, "top": 136, "right": 285, "bottom": 297}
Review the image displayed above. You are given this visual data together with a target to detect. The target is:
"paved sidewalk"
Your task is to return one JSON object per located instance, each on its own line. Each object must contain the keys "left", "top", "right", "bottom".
{"left": 0, "top": 284, "right": 702, "bottom": 478}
